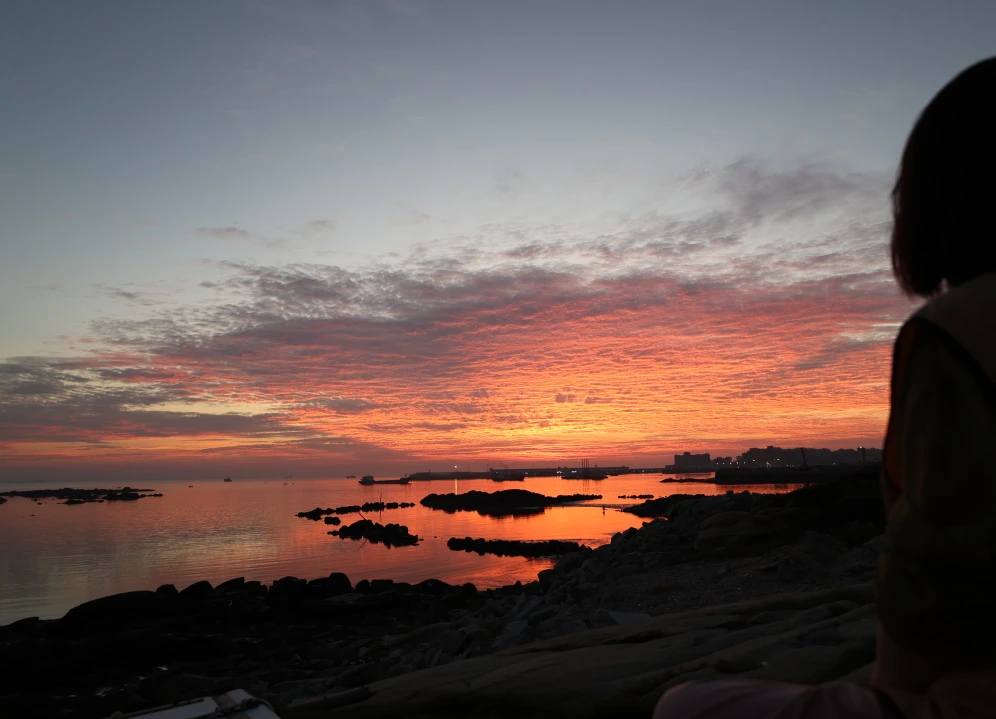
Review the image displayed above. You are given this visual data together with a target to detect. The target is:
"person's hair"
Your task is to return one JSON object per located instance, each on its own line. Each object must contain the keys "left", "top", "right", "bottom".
{"left": 891, "top": 57, "right": 996, "bottom": 297}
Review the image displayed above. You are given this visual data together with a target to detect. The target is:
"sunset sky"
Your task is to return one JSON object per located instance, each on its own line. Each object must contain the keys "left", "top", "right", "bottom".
{"left": 2, "top": 1, "right": 994, "bottom": 481}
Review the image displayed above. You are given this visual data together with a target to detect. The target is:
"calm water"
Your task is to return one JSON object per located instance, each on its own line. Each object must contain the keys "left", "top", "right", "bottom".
{"left": 0, "top": 474, "right": 804, "bottom": 624}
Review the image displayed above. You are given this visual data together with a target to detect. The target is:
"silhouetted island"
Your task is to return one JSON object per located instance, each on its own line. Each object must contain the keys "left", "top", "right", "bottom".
{"left": 296, "top": 501, "right": 416, "bottom": 520}
{"left": 447, "top": 537, "right": 591, "bottom": 558}
{"left": 0, "top": 487, "right": 162, "bottom": 504}
{"left": 420, "top": 489, "right": 602, "bottom": 517}
{"left": 328, "top": 519, "right": 419, "bottom": 547}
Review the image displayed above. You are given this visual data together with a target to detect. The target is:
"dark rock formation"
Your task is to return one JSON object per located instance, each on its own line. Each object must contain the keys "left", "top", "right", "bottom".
{"left": 329, "top": 520, "right": 419, "bottom": 547}
{"left": 623, "top": 493, "right": 705, "bottom": 517}
{"left": 297, "top": 502, "right": 416, "bottom": 520}
{"left": 0, "top": 487, "right": 162, "bottom": 504}
{"left": 447, "top": 538, "right": 591, "bottom": 558}
{"left": 0, "top": 571, "right": 490, "bottom": 719}
{"left": 421, "top": 490, "right": 602, "bottom": 517}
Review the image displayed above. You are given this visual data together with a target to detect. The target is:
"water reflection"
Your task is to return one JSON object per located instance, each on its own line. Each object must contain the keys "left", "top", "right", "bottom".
{"left": 0, "top": 474, "right": 802, "bottom": 623}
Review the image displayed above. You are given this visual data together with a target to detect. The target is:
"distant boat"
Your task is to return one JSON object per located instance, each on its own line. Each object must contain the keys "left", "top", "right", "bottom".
{"left": 282, "top": 475, "right": 292, "bottom": 479}
{"left": 346, "top": 475, "right": 356, "bottom": 479}
{"left": 359, "top": 475, "right": 411, "bottom": 485}
{"left": 223, "top": 477, "right": 233, "bottom": 482}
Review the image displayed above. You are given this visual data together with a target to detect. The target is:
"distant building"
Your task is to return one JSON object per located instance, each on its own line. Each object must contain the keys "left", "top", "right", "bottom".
{"left": 714, "top": 456, "right": 733, "bottom": 466}
{"left": 735, "top": 446, "right": 882, "bottom": 467}
{"left": 674, "top": 451, "right": 712, "bottom": 468}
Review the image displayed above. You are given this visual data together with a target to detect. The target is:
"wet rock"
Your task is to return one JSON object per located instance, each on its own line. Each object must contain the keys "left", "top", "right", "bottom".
{"left": 623, "top": 493, "right": 706, "bottom": 518}
{"left": 62, "top": 590, "right": 163, "bottom": 625}
{"left": 554, "top": 552, "right": 585, "bottom": 573}
{"left": 216, "top": 577, "right": 245, "bottom": 592}
{"left": 324, "top": 516, "right": 341, "bottom": 525}
{"left": 179, "top": 581, "right": 214, "bottom": 600}
{"left": 155, "top": 583, "right": 178, "bottom": 596}
{"left": 327, "top": 572, "right": 351, "bottom": 594}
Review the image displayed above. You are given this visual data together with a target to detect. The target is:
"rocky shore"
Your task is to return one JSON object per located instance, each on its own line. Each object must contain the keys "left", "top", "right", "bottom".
{"left": 0, "top": 468, "right": 884, "bottom": 719}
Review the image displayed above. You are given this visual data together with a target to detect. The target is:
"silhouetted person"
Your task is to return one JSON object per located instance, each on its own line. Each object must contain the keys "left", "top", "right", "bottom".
{"left": 655, "top": 56, "right": 996, "bottom": 718}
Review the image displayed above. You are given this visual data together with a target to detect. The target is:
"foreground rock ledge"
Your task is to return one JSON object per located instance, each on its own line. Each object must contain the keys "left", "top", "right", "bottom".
{"left": 286, "top": 584, "right": 876, "bottom": 719}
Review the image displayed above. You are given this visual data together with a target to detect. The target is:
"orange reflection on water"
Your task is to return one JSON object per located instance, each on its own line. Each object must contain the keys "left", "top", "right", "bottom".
{"left": 0, "top": 474, "right": 803, "bottom": 624}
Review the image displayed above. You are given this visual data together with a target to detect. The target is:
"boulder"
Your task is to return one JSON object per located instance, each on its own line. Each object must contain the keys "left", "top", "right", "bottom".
{"left": 178, "top": 580, "right": 214, "bottom": 600}
{"left": 62, "top": 590, "right": 162, "bottom": 625}
{"left": 328, "top": 572, "right": 352, "bottom": 594}
{"left": 216, "top": 577, "right": 245, "bottom": 592}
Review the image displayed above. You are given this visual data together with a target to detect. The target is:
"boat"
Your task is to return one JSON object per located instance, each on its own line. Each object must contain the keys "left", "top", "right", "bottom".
{"left": 282, "top": 475, "right": 292, "bottom": 479}
{"left": 346, "top": 475, "right": 356, "bottom": 478}
{"left": 358, "top": 475, "right": 411, "bottom": 485}
{"left": 223, "top": 477, "right": 233, "bottom": 482}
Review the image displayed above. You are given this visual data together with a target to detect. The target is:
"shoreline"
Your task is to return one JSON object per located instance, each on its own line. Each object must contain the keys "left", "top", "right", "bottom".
{"left": 0, "top": 467, "right": 884, "bottom": 718}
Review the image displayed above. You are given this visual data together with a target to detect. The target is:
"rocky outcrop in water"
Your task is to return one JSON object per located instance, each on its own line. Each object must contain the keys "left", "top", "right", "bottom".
{"left": 297, "top": 502, "right": 416, "bottom": 520}
{"left": 447, "top": 538, "right": 590, "bottom": 558}
{"left": 328, "top": 520, "right": 419, "bottom": 547}
{"left": 0, "top": 487, "right": 162, "bottom": 504}
{"left": 421, "top": 490, "right": 602, "bottom": 517}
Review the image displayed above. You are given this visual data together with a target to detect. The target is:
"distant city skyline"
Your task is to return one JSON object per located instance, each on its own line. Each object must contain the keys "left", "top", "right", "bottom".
{"left": 2, "top": 2, "right": 994, "bottom": 480}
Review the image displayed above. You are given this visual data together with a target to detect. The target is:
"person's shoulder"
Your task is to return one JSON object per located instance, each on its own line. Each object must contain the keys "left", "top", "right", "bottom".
{"left": 901, "top": 272, "right": 996, "bottom": 392}
{"left": 915, "top": 271, "right": 996, "bottom": 327}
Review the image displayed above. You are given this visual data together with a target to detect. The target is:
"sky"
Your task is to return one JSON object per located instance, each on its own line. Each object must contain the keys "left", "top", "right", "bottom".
{"left": 1, "top": 1, "right": 994, "bottom": 481}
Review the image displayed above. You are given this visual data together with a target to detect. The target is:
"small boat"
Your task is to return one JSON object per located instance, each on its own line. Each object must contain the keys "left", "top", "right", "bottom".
{"left": 346, "top": 475, "right": 356, "bottom": 479}
{"left": 223, "top": 477, "right": 233, "bottom": 482}
{"left": 282, "top": 475, "right": 292, "bottom": 479}
{"left": 358, "top": 475, "right": 411, "bottom": 485}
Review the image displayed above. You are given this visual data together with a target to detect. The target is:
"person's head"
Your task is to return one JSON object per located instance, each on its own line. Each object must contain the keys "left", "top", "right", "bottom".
{"left": 892, "top": 57, "right": 996, "bottom": 297}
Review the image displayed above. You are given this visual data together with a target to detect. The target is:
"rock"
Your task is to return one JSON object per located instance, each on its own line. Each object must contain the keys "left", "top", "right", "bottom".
{"left": 421, "top": 489, "right": 601, "bottom": 518}
{"left": 62, "top": 590, "right": 163, "bottom": 624}
{"left": 447, "top": 538, "right": 589, "bottom": 558}
{"left": 623, "top": 493, "right": 706, "bottom": 518}
{"left": 155, "top": 583, "right": 178, "bottom": 596}
{"left": 789, "top": 605, "right": 835, "bottom": 629}
{"left": 606, "top": 610, "right": 651, "bottom": 626}
{"left": 746, "top": 610, "right": 797, "bottom": 626}
{"left": 324, "top": 516, "right": 341, "bottom": 525}
{"left": 270, "top": 576, "right": 307, "bottom": 601}
{"left": 327, "top": 572, "right": 351, "bottom": 594}
{"left": 557, "top": 619, "right": 589, "bottom": 636}
{"left": 178, "top": 580, "right": 214, "bottom": 599}
{"left": 554, "top": 552, "right": 585, "bottom": 573}
{"left": 460, "top": 623, "right": 493, "bottom": 644}
{"left": 492, "top": 619, "right": 529, "bottom": 650}
{"left": 297, "top": 507, "right": 336, "bottom": 520}
{"left": 216, "top": 577, "right": 245, "bottom": 592}
{"left": 526, "top": 607, "right": 558, "bottom": 626}
{"left": 333, "top": 662, "right": 383, "bottom": 688}
{"left": 369, "top": 579, "right": 394, "bottom": 593}
{"left": 438, "top": 629, "right": 466, "bottom": 656}
{"left": 331, "top": 520, "right": 419, "bottom": 547}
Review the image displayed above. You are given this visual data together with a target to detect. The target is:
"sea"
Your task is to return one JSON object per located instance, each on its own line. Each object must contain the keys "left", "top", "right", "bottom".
{"left": 0, "top": 473, "right": 805, "bottom": 625}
